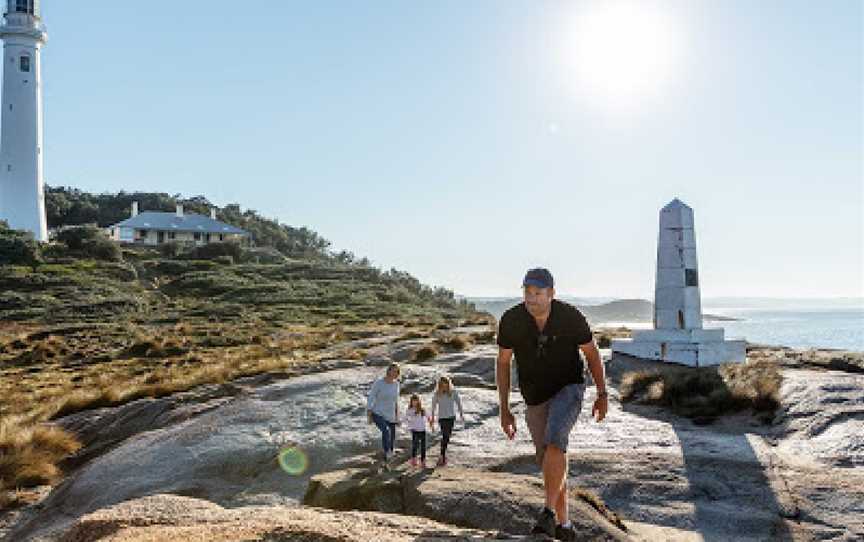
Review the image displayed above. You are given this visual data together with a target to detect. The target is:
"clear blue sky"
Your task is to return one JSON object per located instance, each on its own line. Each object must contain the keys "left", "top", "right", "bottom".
{"left": 26, "top": 0, "right": 864, "bottom": 298}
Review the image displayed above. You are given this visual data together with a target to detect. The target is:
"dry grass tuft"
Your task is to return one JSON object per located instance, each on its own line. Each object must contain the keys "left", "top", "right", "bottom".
{"left": 437, "top": 334, "right": 473, "bottom": 351}
{"left": 397, "top": 331, "right": 427, "bottom": 341}
{"left": 620, "top": 360, "right": 781, "bottom": 422}
{"left": 470, "top": 329, "right": 496, "bottom": 343}
{"left": 44, "top": 351, "right": 303, "bottom": 421}
{"left": 413, "top": 344, "right": 440, "bottom": 361}
{"left": 0, "top": 418, "right": 81, "bottom": 489}
{"left": 122, "top": 334, "right": 187, "bottom": 359}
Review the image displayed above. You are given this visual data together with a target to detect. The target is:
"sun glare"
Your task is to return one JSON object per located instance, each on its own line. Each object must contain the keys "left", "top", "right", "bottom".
{"left": 564, "top": 2, "right": 683, "bottom": 110}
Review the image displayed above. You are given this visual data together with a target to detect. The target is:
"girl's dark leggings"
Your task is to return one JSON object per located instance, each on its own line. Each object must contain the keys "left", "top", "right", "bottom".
{"left": 439, "top": 417, "right": 455, "bottom": 457}
{"left": 411, "top": 430, "right": 427, "bottom": 460}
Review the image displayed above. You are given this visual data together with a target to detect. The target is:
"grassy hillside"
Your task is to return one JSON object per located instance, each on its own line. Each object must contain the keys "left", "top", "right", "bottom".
{"left": 0, "top": 241, "right": 486, "bottom": 415}
{"left": 0, "top": 196, "right": 490, "bottom": 495}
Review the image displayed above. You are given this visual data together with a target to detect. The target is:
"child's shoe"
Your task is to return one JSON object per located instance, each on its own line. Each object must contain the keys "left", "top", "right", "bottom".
{"left": 410, "top": 457, "right": 417, "bottom": 467}
{"left": 420, "top": 460, "right": 427, "bottom": 469}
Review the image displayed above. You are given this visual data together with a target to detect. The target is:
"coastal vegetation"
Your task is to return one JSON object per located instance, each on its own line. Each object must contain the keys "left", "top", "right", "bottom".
{"left": 0, "top": 188, "right": 491, "bottom": 495}
{"left": 619, "top": 360, "right": 781, "bottom": 423}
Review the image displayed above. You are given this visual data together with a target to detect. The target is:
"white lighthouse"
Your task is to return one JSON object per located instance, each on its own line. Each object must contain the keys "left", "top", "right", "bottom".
{"left": 612, "top": 199, "right": 746, "bottom": 366}
{"left": 0, "top": 0, "right": 47, "bottom": 241}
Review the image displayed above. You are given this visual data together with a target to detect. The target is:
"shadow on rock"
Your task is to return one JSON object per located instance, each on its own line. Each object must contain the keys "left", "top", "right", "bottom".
{"left": 606, "top": 353, "right": 795, "bottom": 542}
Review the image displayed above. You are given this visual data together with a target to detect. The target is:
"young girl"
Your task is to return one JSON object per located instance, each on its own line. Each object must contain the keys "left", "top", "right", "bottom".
{"left": 429, "top": 375, "right": 464, "bottom": 466}
{"left": 402, "top": 394, "right": 429, "bottom": 467}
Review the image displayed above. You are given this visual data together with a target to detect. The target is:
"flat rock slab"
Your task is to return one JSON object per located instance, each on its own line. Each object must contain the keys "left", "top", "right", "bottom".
{"left": 304, "top": 465, "right": 631, "bottom": 541}
{"left": 56, "top": 493, "right": 526, "bottom": 542}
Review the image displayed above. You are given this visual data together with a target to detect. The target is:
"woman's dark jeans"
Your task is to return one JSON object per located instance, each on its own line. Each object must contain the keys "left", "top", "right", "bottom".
{"left": 411, "top": 430, "right": 427, "bottom": 461}
{"left": 439, "top": 417, "right": 455, "bottom": 458}
{"left": 371, "top": 412, "right": 396, "bottom": 454}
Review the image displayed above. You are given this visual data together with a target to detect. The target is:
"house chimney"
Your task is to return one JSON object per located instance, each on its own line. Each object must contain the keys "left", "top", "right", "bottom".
{"left": 131, "top": 201, "right": 139, "bottom": 217}
{"left": 210, "top": 208, "right": 217, "bottom": 220}
{"left": 176, "top": 204, "right": 184, "bottom": 217}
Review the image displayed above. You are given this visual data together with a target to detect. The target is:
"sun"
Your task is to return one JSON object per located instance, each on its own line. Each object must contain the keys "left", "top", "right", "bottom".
{"left": 563, "top": 1, "right": 683, "bottom": 109}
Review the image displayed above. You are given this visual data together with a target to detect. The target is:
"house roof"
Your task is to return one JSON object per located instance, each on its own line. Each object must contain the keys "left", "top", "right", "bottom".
{"left": 111, "top": 212, "right": 249, "bottom": 235}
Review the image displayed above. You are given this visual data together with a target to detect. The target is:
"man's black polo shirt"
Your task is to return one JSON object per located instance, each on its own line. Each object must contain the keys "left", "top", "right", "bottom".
{"left": 497, "top": 299, "right": 593, "bottom": 406}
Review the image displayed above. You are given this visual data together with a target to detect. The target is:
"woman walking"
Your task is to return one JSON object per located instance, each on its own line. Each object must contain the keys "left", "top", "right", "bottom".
{"left": 429, "top": 375, "right": 464, "bottom": 466}
{"left": 367, "top": 363, "right": 401, "bottom": 462}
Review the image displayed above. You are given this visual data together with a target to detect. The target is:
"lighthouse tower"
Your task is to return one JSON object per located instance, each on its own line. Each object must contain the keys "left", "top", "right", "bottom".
{"left": 0, "top": 0, "right": 47, "bottom": 241}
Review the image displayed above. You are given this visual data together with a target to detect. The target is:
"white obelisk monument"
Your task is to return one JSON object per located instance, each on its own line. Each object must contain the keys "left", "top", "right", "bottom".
{"left": 612, "top": 199, "right": 745, "bottom": 366}
{"left": 0, "top": 0, "right": 48, "bottom": 241}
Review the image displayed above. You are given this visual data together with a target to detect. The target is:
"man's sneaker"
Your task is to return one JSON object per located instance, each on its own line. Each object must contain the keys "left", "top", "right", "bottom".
{"left": 420, "top": 460, "right": 427, "bottom": 468}
{"left": 530, "top": 507, "right": 556, "bottom": 537}
{"left": 554, "top": 523, "right": 577, "bottom": 541}
{"left": 436, "top": 457, "right": 446, "bottom": 467}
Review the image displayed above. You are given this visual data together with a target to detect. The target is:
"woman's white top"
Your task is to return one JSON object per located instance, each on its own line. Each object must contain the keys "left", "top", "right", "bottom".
{"left": 367, "top": 377, "right": 400, "bottom": 423}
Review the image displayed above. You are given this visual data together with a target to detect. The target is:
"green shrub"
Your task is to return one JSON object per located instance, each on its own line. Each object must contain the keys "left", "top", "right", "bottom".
{"left": 55, "top": 225, "right": 101, "bottom": 250}
{"left": 86, "top": 237, "right": 122, "bottom": 261}
{"left": 241, "top": 247, "right": 286, "bottom": 264}
{"left": 187, "top": 241, "right": 243, "bottom": 262}
{"left": 158, "top": 241, "right": 183, "bottom": 258}
{"left": 0, "top": 226, "right": 41, "bottom": 266}
{"left": 54, "top": 225, "right": 121, "bottom": 262}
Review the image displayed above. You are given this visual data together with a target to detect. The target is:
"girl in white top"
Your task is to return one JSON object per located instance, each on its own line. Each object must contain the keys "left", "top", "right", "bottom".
{"left": 403, "top": 394, "right": 429, "bottom": 467}
{"left": 429, "top": 375, "right": 464, "bottom": 466}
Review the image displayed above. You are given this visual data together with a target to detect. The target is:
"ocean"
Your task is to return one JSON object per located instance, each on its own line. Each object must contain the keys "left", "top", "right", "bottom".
{"left": 602, "top": 304, "right": 864, "bottom": 352}
{"left": 473, "top": 297, "right": 864, "bottom": 352}
{"left": 701, "top": 306, "right": 864, "bottom": 352}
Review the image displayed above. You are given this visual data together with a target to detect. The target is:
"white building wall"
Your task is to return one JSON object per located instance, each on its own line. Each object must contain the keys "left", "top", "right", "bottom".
{"left": 115, "top": 228, "right": 246, "bottom": 246}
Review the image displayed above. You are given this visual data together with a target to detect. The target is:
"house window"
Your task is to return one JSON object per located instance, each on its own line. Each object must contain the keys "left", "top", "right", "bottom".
{"left": 168, "top": 232, "right": 176, "bottom": 240}
{"left": 218, "top": 234, "right": 224, "bottom": 241}
{"left": 205, "top": 233, "right": 211, "bottom": 243}
{"left": 19, "top": 56, "right": 30, "bottom": 73}
{"left": 193, "top": 232, "right": 201, "bottom": 241}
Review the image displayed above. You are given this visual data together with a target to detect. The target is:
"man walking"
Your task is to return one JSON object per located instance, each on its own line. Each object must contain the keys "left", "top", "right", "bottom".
{"left": 496, "top": 268, "right": 608, "bottom": 541}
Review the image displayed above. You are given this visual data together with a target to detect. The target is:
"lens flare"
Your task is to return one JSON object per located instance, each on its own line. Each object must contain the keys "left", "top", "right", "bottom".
{"left": 278, "top": 446, "right": 309, "bottom": 475}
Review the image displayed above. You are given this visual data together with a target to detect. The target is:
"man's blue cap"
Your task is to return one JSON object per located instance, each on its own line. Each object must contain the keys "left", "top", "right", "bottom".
{"left": 523, "top": 268, "right": 554, "bottom": 289}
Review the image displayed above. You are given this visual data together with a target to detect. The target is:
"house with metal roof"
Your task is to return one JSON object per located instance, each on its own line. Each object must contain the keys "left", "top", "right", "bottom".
{"left": 109, "top": 202, "right": 250, "bottom": 246}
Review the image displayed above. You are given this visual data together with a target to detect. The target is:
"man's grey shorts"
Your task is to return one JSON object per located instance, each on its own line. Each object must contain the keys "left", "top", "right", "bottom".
{"left": 525, "top": 383, "right": 586, "bottom": 465}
